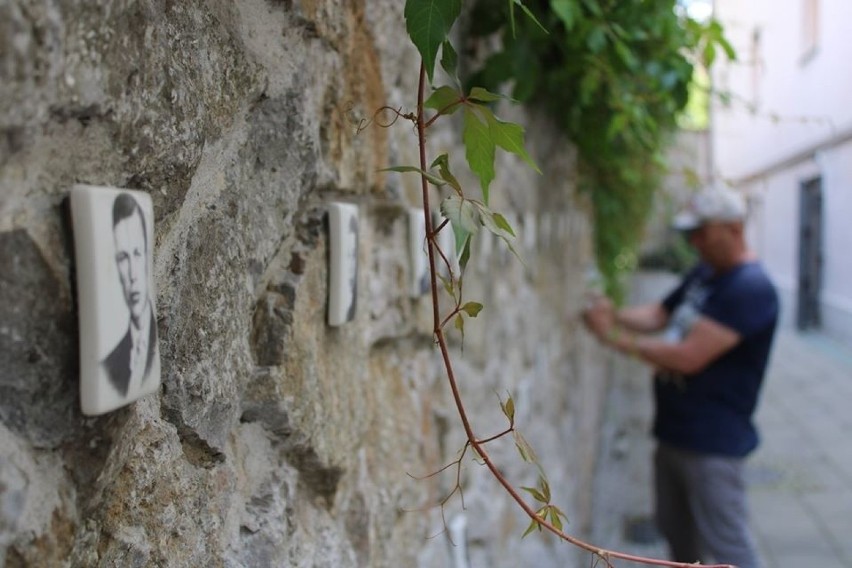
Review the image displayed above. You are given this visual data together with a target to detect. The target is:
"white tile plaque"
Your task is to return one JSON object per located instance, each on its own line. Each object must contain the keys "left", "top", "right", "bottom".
{"left": 328, "top": 202, "right": 359, "bottom": 326}
{"left": 70, "top": 184, "right": 161, "bottom": 415}
{"left": 408, "top": 208, "right": 430, "bottom": 297}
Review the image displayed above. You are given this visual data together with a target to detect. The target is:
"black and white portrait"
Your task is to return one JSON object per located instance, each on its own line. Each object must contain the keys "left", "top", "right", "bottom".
{"left": 101, "top": 192, "right": 158, "bottom": 397}
{"left": 70, "top": 185, "right": 161, "bottom": 415}
{"left": 328, "top": 202, "right": 359, "bottom": 326}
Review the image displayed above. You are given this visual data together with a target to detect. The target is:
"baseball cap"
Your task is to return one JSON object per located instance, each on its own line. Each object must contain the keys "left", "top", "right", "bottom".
{"left": 672, "top": 185, "right": 747, "bottom": 231}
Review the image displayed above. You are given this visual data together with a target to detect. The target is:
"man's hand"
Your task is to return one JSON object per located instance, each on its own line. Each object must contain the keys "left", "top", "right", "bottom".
{"left": 582, "top": 295, "right": 614, "bottom": 340}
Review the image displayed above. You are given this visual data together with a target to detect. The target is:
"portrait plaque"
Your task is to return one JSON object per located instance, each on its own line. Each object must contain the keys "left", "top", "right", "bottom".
{"left": 70, "top": 185, "right": 161, "bottom": 415}
{"left": 407, "top": 208, "right": 429, "bottom": 297}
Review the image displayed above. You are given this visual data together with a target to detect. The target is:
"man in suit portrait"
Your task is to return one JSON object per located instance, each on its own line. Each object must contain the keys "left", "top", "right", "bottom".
{"left": 101, "top": 192, "right": 157, "bottom": 397}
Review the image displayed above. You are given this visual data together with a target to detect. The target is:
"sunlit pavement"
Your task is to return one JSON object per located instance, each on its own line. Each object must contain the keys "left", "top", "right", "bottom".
{"left": 748, "top": 329, "right": 852, "bottom": 568}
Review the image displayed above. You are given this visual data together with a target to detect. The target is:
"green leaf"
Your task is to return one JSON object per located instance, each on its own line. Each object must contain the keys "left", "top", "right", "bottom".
{"left": 430, "top": 153, "right": 462, "bottom": 193}
{"left": 453, "top": 224, "right": 471, "bottom": 258}
{"left": 606, "top": 113, "right": 628, "bottom": 141}
{"left": 511, "top": 0, "right": 548, "bottom": 34}
{"left": 485, "top": 112, "right": 541, "bottom": 173}
{"left": 493, "top": 213, "right": 516, "bottom": 236}
{"left": 438, "top": 273, "right": 455, "bottom": 299}
{"left": 455, "top": 314, "right": 464, "bottom": 333}
{"left": 548, "top": 506, "right": 563, "bottom": 531}
{"left": 586, "top": 24, "right": 607, "bottom": 53}
{"left": 702, "top": 42, "right": 717, "bottom": 68}
{"left": 440, "top": 39, "right": 459, "bottom": 83}
{"left": 716, "top": 34, "right": 737, "bottom": 61}
{"left": 441, "top": 195, "right": 481, "bottom": 236}
{"left": 468, "top": 86, "right": 505, "bottom": 103}
{"left": 477, "top": 208, "right": 515, "bottom": 240}
{"left": 477, "top": 207, "right": 523, "bottom": 263}
{"left": 521, "top": 518, "right": 540, "bottom": 538}
{"left": 404, "top": 0, "right": 463, "bottom": 82}
{"left": 550, "top": 0, "right": 578, "bottom": 31}
{"left": 461, "top": 301, "right": 483, "bottom": 317}
{"left": 521, "top": 486, "right": 548, "bottom": 504}
{"left": 539, "top": 475, "right": 551, "bottom": 503}
{"left": 463, "top": 106, "right": 496, "bottom": 203}
{"left": 381, "top": 165, "right": 446, "bottom": 187}
{"left": 458, "top": 234, "right": 472, "bottom": 270}
{"left": 513, "top": 431, "right": 538, "bottom": 464}
{"left": 424, "top": 86, "right": 463, "bottom": 116}
{"left": 614, "top": 40, "right": 637, "bottom": 70}
{"left": 499, "top": 394, "right": 515, "bottom": 422}
{"left": 581, "top": 0, "right": 602, "bottom": 17}
{"left": 548, "top": 505, "right": 568, "bottom": 530}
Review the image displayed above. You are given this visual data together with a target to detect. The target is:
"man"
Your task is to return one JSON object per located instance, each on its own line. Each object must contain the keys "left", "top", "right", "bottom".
{"left": 101, "top": 192, "right": 158, "bottom": 398}
{"left": 583, "top": 185, "right": 778, "bottom": 568}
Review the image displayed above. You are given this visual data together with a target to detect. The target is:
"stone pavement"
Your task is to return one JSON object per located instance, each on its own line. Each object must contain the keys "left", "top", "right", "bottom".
{"left": 747, "top": 329, "right": 852, "bottom": 568}
{"left": 589, "top": 271, "right": 852, "bottom": 568}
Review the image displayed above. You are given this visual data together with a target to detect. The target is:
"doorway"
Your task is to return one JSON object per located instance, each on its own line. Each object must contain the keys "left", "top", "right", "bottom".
{"left": 797, "top": 177, "right": 823, "bottom": 330}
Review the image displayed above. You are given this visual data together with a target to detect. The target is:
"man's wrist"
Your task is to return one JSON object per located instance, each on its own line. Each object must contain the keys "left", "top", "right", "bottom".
{"left": 606, "top": 326, "right": 640, "bottom": 359}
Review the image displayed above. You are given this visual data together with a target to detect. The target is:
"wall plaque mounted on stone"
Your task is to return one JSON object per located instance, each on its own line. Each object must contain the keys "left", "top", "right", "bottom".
{"left": 70, "top": 185, "right": 161, "bottom": 415}
{"left": 327, "top": 202, "right": 359, "bottom": 326}
{"left": 407, "top": 208, "right": 429, "bottom": 297}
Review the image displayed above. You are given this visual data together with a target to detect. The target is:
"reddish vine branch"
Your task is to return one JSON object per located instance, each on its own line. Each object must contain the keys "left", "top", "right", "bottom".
{"left": 413, "top": 62, "right": 733, "bottom": 568}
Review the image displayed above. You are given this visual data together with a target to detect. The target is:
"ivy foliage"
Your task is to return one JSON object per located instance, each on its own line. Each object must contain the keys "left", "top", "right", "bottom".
{"left": 464, "top": 0, "right": 734, "bottom": 301}
{"left": 397, "top": 0, "right": 544, "bottom": 294}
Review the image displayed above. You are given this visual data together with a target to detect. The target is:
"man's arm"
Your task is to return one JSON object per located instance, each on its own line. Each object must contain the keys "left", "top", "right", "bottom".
{"left": 615, "top": 303, "right": 670, "bottom": 333}
{"left": 606, "top": 316, "right": 741, "bottom": 375}
{"left": 583, "top": 297, "right": 670, "bottom": 334}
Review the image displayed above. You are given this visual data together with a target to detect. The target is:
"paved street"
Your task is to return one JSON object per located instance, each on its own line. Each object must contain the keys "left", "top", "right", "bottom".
{"left": 748, "top": 329, "right": 852, "bottom": 568}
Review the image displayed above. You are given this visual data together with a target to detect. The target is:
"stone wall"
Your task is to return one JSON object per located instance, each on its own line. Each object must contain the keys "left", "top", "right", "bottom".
{"left": 1, "top": 1, "right": 609, "bottom": 566}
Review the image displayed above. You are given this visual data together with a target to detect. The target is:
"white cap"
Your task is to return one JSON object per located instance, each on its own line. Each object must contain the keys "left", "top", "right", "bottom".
{"left": 672, "top": 186, "right": 747, "bottom": 231}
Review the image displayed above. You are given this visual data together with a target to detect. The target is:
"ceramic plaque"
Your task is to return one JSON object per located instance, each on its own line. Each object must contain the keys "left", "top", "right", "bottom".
{"left": 328, "top": 202, "right": 359, "bottom": 326}
{"left": 70, "top": 184, "right": 161, "bottom": 415}
{"left": 408, "top": 208, "right": 430, "bottom": 297}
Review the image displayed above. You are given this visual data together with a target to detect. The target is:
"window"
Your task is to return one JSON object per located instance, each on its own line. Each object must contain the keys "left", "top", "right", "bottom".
{"left": 802, "top": 0, "right": 819, "bottom": 60}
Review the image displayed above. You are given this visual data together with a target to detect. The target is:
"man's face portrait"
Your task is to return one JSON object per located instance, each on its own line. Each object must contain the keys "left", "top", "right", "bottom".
{"left": 71, "top": 185, "right": 162, "bottom": 415}
{"left": 113, "top": 203, "right": 149, "bottom": 326}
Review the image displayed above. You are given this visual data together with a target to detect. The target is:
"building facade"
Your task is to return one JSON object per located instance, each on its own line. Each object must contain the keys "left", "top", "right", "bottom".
{"left": 712, "top": 0, "right": 852, "bottom": 342}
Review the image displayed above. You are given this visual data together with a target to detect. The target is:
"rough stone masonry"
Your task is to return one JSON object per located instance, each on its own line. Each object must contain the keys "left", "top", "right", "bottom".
{"left": 0, "top": 1, "right": 611, "bottom": 566}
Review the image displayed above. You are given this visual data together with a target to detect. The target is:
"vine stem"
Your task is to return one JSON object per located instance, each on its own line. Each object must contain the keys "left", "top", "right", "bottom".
{"left": 414, "top": 63, "right": 732, "bottom": 568}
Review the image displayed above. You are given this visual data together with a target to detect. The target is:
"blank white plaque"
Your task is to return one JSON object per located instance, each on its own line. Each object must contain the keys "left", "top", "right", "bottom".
{"left": 70, "top": 184, "right": 161, "bottom": 415}
{"left": 408, "top": 208, "right": 429, "bottom": 297}
{"left": 328, "top": 202, "right": 359, "bottom": 326}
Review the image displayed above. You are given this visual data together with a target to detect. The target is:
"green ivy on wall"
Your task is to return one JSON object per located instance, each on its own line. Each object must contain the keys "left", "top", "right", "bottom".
{"left": 464, "top": 0, "right": 733, "bottom": 301}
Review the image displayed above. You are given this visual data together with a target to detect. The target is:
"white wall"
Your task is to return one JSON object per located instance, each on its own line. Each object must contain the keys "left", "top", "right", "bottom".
{"left": 712, "top": 0, "right": 852, "bottom": 342}
{"left": 713, "top": 0, "right": 852, "bottom": 179}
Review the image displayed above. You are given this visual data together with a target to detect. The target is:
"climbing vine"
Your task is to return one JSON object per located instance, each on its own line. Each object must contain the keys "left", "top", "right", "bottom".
{"left": 464, "top": 0, "right": 734, "bottom": 301}
{"left": 381, "top": 0, "right": 737, "bottom": 566}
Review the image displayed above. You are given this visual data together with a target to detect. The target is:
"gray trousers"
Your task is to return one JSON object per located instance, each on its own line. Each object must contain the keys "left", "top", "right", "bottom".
{"left": 654, "top": 444, "right": 760, "bottom": 568}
